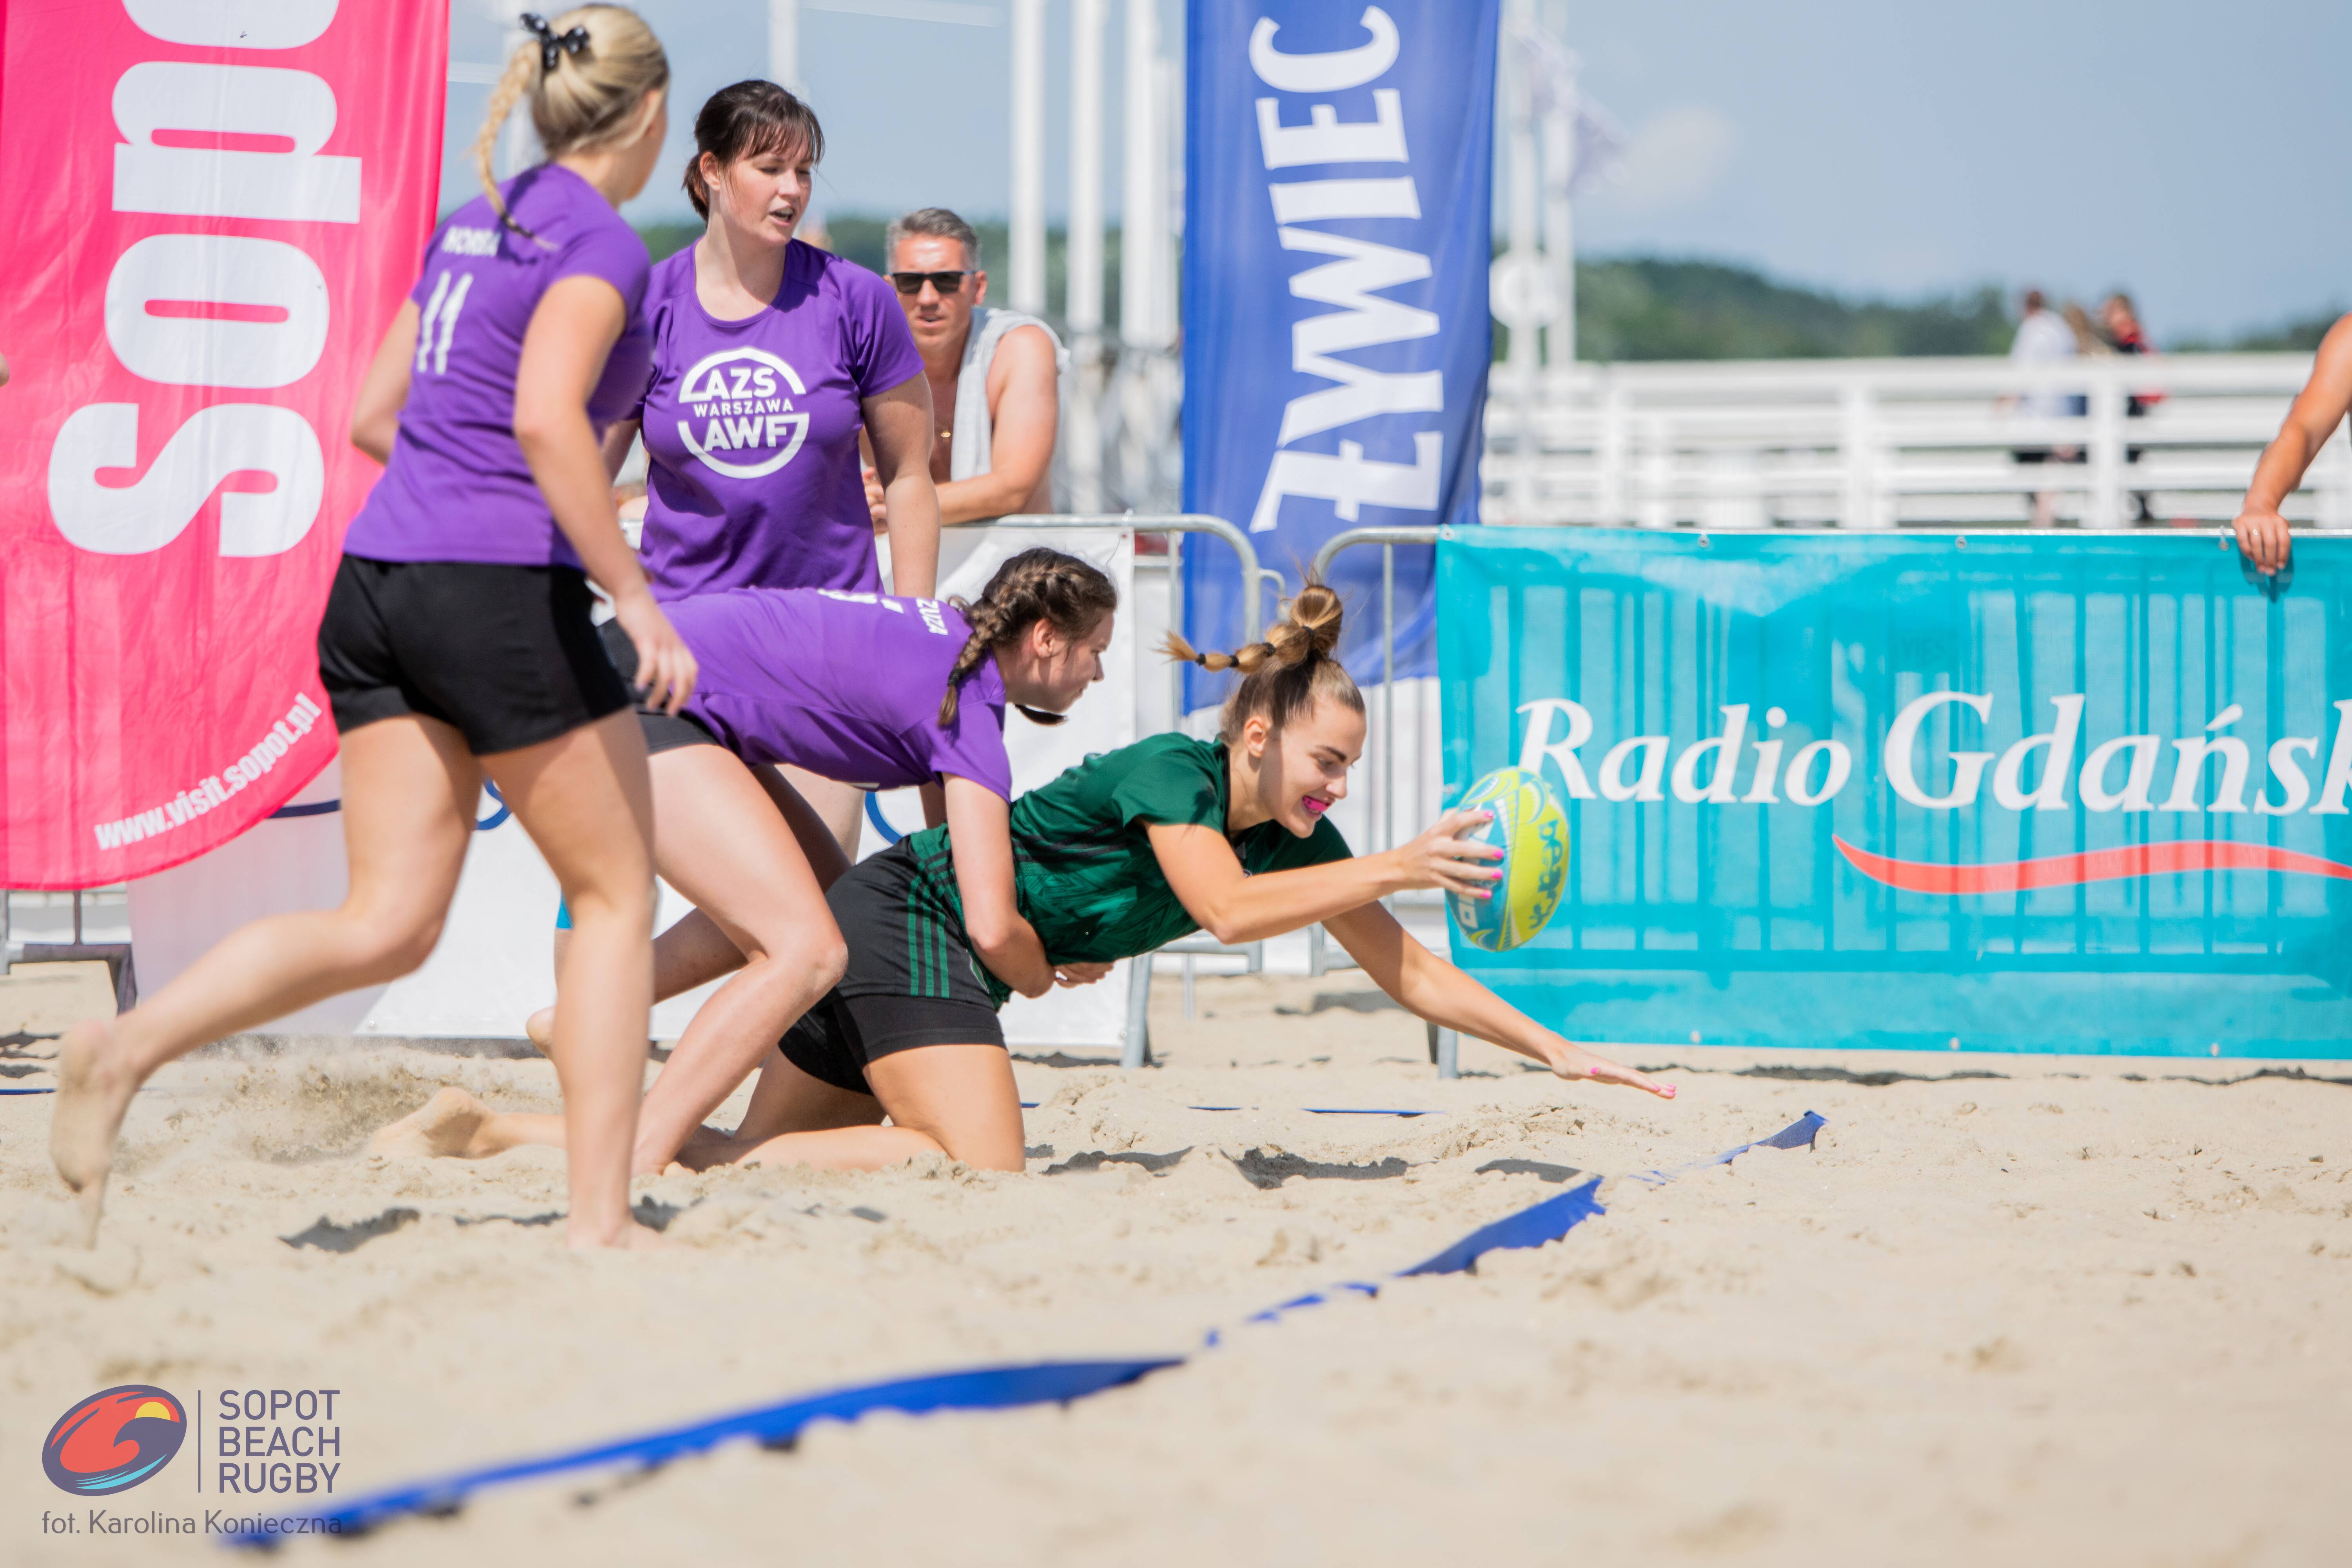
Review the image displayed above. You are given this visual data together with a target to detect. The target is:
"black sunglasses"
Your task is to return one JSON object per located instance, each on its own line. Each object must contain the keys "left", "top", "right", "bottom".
{"left": 889, "top": 269, "right": 975, "bottom": 296}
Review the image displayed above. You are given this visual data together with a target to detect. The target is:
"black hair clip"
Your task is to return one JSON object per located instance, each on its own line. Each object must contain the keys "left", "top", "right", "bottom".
{"left": 520, "top": 12, "right": 590, "bottom": 70}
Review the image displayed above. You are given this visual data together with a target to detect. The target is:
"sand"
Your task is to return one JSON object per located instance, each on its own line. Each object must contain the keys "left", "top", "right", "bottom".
{"left": 3, "top": 974, "right": 2347, "bottom": 1566}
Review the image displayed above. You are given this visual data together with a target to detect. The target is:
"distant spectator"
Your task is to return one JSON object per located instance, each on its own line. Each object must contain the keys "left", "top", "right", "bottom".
{"left": 2103, "top": 292, "right": 2163, "bottom": 523}
{"left": 2008, "top": 288, "right": 2081, "bottom": 528}
{"left": 867, "top": 207, "right": 1066, "bottom": 587}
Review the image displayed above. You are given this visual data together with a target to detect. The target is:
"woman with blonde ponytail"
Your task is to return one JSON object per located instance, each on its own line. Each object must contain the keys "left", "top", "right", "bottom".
{"left": 369, "top": 550, "right": 1120, "bottom": 1175}
{"left": 52, "top": 8, "right": 687, "bottom": 1250}
{"left": 650, "top": 585, "right": 1673, "bottom": 1181}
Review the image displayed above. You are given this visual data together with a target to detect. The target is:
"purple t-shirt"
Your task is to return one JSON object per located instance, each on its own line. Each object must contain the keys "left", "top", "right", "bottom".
{"left": 667, "top": 588, "right": 1011, "bottom": 797}
{"left": 633, "top": 240, "right": 926, "bottom": 599}
{"left": 344, "top": 166, "right": 652, "bottom": 567}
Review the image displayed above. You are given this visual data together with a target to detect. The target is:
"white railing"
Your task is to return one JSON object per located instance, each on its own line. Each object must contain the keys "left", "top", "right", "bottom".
{"left": 1480, "top": 351, "right": 2340, "bottom": 531}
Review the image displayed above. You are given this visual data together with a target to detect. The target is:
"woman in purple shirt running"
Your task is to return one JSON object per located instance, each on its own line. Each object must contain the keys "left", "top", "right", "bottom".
{"left": 607, "top": 79, "right": 940, "bottom": 857}
{"left": 52, "top": 7, "right": 688, "bottom": 1250}
{"left": 372, "top": 548, "right": 1118, "bottom": 1173}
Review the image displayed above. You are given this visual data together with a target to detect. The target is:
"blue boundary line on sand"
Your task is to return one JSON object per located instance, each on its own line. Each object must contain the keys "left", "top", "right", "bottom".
{"left": 225, "top": 1111, "right": 1823, "bottom": 1550}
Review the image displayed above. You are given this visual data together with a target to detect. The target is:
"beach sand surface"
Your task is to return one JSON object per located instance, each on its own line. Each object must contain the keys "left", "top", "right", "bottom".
{"left": 3, "top": 974, "right": 2347, "bottom": 1566}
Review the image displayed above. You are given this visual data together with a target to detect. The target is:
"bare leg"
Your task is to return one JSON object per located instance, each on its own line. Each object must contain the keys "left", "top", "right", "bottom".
{"left": 671, "top": 1052, "right": 882, "bottom": 1171}
{"left": 785, "top": 765, "right": 864, "bottom": 864}
{"left": 621, "top": 746, "right": 846, "bottom": 1170}
{"left": 722, "top": 1044, "right": 1026, "bottom": 1173}
{"left": 754, "top": 763, "right": 853, "bottom": 888}
{"left": 526, "top": 759, "right": 845, "bottom": 1046}
{"left": 532, "top": 905, "right": 743, "bottom": 1053}
{"left": 53, "top": 718, "right": 478, "bottom": 1243}
{"left": 483, "top": 710, "right": 659, "bottom": 1249}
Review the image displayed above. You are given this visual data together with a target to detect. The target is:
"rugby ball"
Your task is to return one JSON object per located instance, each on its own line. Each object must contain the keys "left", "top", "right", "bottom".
{"left": 1448, "top": 767, "right": 1570, "bottom": 953}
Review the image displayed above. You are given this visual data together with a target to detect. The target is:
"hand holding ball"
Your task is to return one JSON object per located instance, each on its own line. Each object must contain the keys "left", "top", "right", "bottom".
{"left": 1448, "top": 767, "right": 1571, "bottom": 953}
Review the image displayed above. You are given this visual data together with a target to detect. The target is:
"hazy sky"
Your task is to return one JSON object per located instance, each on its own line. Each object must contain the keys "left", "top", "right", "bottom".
{"left": 441, "top": 0, "right": 2352, "bottom": 339}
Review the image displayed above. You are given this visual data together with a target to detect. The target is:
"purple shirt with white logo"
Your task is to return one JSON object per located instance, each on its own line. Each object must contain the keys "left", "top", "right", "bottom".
{"left": 633, "top": 240, "right": 926, "bottom": 599}
{"left": 345, "top": 166, "right": 652, "bottom": 567}
{"left": 667, "top": 588, "right": 1011, "bottom": 797}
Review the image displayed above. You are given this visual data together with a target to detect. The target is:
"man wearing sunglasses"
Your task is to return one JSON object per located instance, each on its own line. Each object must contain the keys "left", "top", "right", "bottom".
{"left": 866, "top": 208, "right": 1065, "bottom": 587}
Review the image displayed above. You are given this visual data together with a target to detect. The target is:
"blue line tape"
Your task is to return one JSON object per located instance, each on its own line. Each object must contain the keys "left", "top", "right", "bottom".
{"left": 1, "top": 1086, "right": 56, "bottom": 1095}
{"left": 267, "top": 800, "right": 341, "bottom": 819}
{"left": 224, "top": 1112, "right": 1822, "bottom": 1550}
{"left": 864, "top": 793, "right": 904, "bottom": 846}
{"left": 1396, "top": 1177, "right": 1607, "bottom": 1276}
{"left": 1624, "top": 1110, "right": 1825, "bottom": 1188}
{"left": 229, "top": 1359, "right": 1176, "bottom": 1547}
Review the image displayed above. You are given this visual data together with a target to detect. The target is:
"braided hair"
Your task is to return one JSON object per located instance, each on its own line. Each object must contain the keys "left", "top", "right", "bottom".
{"left": 939, "top": 548, "right": 1120, "bottom": 728}
{"left": 471, "top": 7, "right": 670, "bottom": 240}
{"left": 1163, "top": 582, "right": 1364, "bottom": 745}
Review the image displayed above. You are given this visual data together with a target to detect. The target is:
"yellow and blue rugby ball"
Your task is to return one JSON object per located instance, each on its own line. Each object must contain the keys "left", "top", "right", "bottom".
{"left": 1449, "top": 767, "right": 1570, "bottom": 952}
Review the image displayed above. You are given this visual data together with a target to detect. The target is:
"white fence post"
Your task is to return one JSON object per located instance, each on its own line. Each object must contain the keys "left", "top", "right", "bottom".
{"left": 2085, "top": 378, "right": 2125, "bottom": 529}
{"left": 1597, "top": 376, "right": 1629, "bottom": 526}
{"left": 1838, "top": 382, "right": 1879, "bottom": 529}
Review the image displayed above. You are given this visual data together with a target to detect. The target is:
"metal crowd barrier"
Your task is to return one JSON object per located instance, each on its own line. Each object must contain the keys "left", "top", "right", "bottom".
{"left": 985, "top": 514, "right": 1269, "bottom": 1070}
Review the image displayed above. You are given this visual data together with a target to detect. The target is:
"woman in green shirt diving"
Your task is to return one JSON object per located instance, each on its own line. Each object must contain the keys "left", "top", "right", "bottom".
{"left": 682, "top": 582, "right": 1675, "bottom": 1172}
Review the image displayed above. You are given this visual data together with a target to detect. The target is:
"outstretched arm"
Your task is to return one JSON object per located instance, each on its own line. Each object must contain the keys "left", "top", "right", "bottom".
{"left": 1146, "top": 810, "right": 1501, "bottom": 947}
{"left": 2236, "top": 312, "right": 2352, "bottom": 574}
{"left": 1324, "top": 901, "right": 1675, "bottom": 1099}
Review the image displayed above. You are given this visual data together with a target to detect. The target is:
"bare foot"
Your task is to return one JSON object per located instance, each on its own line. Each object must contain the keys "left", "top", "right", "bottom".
{"left": 523, "top": 1006, "right": 555, "bottom": 1057}
{"left": 52, "top": 1019, "right": 141, "bottom": 1248}
{"left": 666, "top": 1123, "right": 740, "bottom": 1174}
{"left": 568, "top": 1217, "right": 671, "bottom": 1251}
{"left": 368, "top": 1087, "right": 504, "bottom": 1159}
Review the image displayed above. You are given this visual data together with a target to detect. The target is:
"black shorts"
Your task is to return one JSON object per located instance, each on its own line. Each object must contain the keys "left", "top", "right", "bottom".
{"left": 2013, "top": 448, "right": 2085, "bottom": 466}
{"left": 318, "top": 555, "right": 629, "bottom": 755}
{"left": 595, "top": 619, "right": 721, "bottom": 755}
{"left": 778, "top": 842, "right": 1004, "bottom": 1095}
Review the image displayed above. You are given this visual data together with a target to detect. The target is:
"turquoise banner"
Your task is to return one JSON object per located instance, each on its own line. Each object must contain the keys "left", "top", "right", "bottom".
{"left": 1437, "top": 528, "right": 2352, "bottom": 1057}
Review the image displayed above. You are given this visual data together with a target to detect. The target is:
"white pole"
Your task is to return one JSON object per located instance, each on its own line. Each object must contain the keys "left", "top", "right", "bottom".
{"left": 1541, "top": 113, "right": 1574, "bottom": 373}
{"left": 1121, "top": 0, "right": 1163, "bottom": 352}
{"left": 498, "top": 26, "right": 535, "bottom": 176}
{"left": 1504, "top": 0, "right": 1540, "bottom": 522}
{"left": 769, "top": 0, "right": 800, "bottom": 93}
{"left": 1153, "top": 52, "right": 1181, "bottom": 349}
{"left": 1068, "top": 0, "right": 1108, "bottom": 510}
{"left": 1540, "top": 0, "right": 1575, "bottom": 373}
{"left": 1009, "top": 0, "right": 1048, "bottom": 315}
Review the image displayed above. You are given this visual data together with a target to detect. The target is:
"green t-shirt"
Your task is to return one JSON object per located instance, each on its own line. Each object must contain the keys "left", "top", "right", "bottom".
{"left": 900, "top": 732, "right": 1352, "bottom": 1005}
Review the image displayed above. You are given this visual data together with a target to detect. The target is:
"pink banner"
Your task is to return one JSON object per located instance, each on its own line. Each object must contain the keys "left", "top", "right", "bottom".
{"left": 0, "top": 0, "right": 447, "bottom": 887}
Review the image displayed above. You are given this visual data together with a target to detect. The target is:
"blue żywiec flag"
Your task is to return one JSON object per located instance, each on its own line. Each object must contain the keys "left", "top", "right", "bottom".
{"left": 1182, "top": 0, "right": 1499, "bottom": 702}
